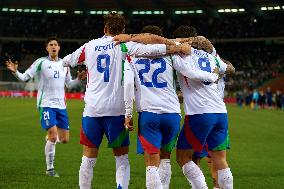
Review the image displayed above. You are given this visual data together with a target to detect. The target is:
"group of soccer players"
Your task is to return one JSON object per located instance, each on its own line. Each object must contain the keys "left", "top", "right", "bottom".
{"left": 6, "top": 12, "right": 235, "bottom": 189}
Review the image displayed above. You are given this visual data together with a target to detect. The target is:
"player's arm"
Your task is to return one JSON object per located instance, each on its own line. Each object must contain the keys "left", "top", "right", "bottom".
{"left": 177, "top": 36, "right": 214, "bottom": 54}
{"left": 64, "top": 67, "right": 86, "bottom": 88}
{"left": 113, "top": 33, "right": 176, "bottom": 45}
{"left": 213, "top": 55, "right": 235, "bottom": 75}
{"left": 124, "top": 60, "right": 135, "bottom": 131}
{"left": 63, "top": 44, "right": 86, "bottom": 68}
{"left": 172, "top": 55, "right": 219, "bottom": 82}
{"left": 126, "top": 41, "right": 191, "bottom": 57}
{"left": 6, "top": 59, "right": 40, "bottom": 81}
{"left": 221, "top": 58, "right": 235, "bottom": 75}
{"left": 206, "top": 45, "right": 235, "bottom": 75}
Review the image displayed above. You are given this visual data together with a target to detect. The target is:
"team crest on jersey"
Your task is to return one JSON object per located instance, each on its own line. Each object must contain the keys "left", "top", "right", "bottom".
{"left": 48, "top": 65, "right": 52, "bottom": 69}
{"left": 46, "top": 120, "right": 49, "bottom": 126}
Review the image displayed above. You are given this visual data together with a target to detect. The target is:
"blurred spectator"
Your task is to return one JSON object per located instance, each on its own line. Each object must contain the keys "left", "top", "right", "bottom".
{"left": 258, "top": 90, "right": 266, "bottom": 109}
{"left": 252, "top": 89, "right": 260, "bottom": 109}
{"left": 236, "top": 90, "right": 244, "bottom": 107}
{"left": 276, "top": 90, "right": 283, "bottom": 110}
{"left": 266, "top": 87, "right": 273, "bottom": 109}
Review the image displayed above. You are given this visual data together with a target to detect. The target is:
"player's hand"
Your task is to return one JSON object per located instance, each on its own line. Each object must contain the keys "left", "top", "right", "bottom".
{"left": 213, "top": 67, "right": 219, "bottom": 74}
{"left": 77, "top": 70, "right": 87, "bottom": 81}
{"left": 6, "top": 59, "right": 18, "bottom": 73}
{"left": 113, "top": 34, "right": 131, "bottom": 45}
{"left": 178, "top": 43, "right": 191, "bottom": 55}
{"left": 192, "top": 36, "right": 214, "bottom": 54}
{"left": 124, "top": 116, "right": 134, "bottom": 131}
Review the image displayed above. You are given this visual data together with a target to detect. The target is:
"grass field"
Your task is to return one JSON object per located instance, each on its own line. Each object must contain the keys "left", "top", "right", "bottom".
{"left": 0, "top": 98, "right": 284, "bottom": 189}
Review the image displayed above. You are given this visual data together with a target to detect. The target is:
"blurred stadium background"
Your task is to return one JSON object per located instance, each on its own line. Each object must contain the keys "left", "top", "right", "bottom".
{"left": 0, "top": 0, "right": 284, "bottom": 189}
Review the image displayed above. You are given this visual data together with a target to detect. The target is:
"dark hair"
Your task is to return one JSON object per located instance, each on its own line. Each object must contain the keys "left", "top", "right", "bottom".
{"left": 172, "top": 25, "right": 197, "bottom": 38}
{"left": 45, "top": 37, "right": 60, "bottom": 46}
{"left": 104, "top": 13, "right": 126, "bottom": 35}
{"left": 141, "top": 25, "right": 163, "bottom": 36}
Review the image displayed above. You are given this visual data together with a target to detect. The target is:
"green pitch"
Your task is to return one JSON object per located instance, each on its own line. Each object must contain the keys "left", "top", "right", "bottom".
{"left": 0, "top": 98, "right": 283, "bottom": 189}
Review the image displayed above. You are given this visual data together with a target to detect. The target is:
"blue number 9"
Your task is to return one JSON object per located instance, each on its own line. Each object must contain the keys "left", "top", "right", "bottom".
{"left": 198, "top": 57, "right": 212, "bottom": 85}
{"left": 97, "top": 54, "right": 110, "bottom": 82}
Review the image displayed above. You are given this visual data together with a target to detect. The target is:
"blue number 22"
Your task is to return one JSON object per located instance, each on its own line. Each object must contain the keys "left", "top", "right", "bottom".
{"left": 97, "top": 54, "right": 110, "bottom": 82}
{"left": 136, "top": 58, "right": 167, "bottom": 88}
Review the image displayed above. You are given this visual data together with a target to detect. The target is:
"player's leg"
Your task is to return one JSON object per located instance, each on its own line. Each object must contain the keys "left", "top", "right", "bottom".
{"left": 204, "top": 156, "right": 219, "bottom": 189}
{"left": 207, "top": 114, "right": 233, "bottom": 189}
{"left": 138, "top": 112, "right": 163, "bottom": 189}
{"left": 192, "top": 150, "right": 208, "bottom": 167}
{"left": 104, "top": 115, "right": 130, "bottom": 189}
{"left": 40, "top": 107, "right": 60, "bottom": 177}
{"left": 176, "top": 115, "right": 213, "bottom": 189}
{"left": 159, "top": 151, "right": 171, "bottom": 189}
{"left": 79, "top": 116, "right": 104, "bottom": 189}
{"left": 56, "top": 108, "right": 70, "bottom": 144}
{"left": 159, "top": 113, "right": 181, "bottom": 189}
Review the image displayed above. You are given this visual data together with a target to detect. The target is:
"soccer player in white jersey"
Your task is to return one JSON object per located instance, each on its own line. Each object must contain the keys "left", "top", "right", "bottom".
{"left": 123, "top": 25, "right": 220, "bottom": 189}
{"left": 172, "top": 29, "right": 235, "bottom": 188}
{"left": 62, "top": 13, "right": 190, "bottom": 189}
{"left": 6, "top": 37, "right": 85, "bottom": 177}
{"left": 173, "top": 26, "right": 235, "bottom": 189}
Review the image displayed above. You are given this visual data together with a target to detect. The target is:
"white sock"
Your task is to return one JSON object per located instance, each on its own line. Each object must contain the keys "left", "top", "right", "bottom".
{"left": 182, "top": 161, "right": 208, "bottom": 189}
{"left": 146, "top": 166, "right": 163, "bottom": 189}
{"left": 115, "top": 154, "right": 130, "bottom": 189}
{"left": 159, "top": 159, "right": 171, "bottom": 189}
{"left": 217, "top": 168, "right": 233, "bottom": 189}
{"left": 45, "top": 140, "right": 56, "bottom": 170}
{"left": 79, "top": 156, "right": 97, "bottom": 189}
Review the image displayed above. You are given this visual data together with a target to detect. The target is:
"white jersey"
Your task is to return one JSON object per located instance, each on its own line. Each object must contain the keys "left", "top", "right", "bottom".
{"left": 63, "top": 36, "right": 166, "bottom": 117}
{"left": 14, "top": 57, "right": 80, "bottom": 109}
{"left": 178, "top": 48, "right": 228, "bottom": 115}
{"left": 124, "top": 53, "right": 219, "bottom": 114}
{"left": 217, "top": 76, "right": 226, "bottom": 99}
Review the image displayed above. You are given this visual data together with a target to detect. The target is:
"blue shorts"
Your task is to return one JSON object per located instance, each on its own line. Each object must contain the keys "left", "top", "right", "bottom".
{"left": 137, "top": 111, "right": 181, "bottom": 154}
{"left": 80, "top": 116, "right": 129, "bottom": 149}
{"left": 193, "top": 132, "right": 231, "bottom": 158}
{"left": 193, "top": 148, "right": 210, "bottom": 159}
{"left": 39, "top": 107, "right": 69, "bottom": 130}
{"left": 177, "top": 113, "right": 229, "bottom": 152}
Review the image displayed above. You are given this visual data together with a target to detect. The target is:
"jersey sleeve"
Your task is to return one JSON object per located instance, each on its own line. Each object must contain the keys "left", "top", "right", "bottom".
{"left": 126, "top": 42, "right": 166, "bottom": 57}
{"left": 124, "top": 59, "right": 135, "bottom": 117}
{"left": 63, "top": 44, "right": 86, "bottom": 67}
{"left": 212, "top": 54, "right": 227, "bottom": 74}
{"left": 64, "top": 67, "right": 81, "bottom": 88}
{"left": 13, "top": 70, "right": 31, "bottom": 81}
{"left": 172, "top": 55, "right": 219, "bottom": 82}
{"left": 13, "top": 58, "right": 44, "bottom": 81}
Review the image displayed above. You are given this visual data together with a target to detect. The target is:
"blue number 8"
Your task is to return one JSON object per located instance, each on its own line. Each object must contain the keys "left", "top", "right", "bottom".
{"left": 136, "top": 58, "right": 167, "bottom": 88}
{"left": 97, "top": 54, "right": 110, "bottom": 82}
{"left": 198, "top": 57, "right": 211, "bottom": 85}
